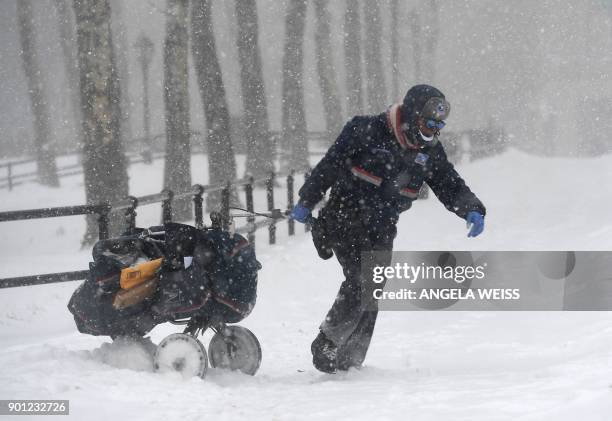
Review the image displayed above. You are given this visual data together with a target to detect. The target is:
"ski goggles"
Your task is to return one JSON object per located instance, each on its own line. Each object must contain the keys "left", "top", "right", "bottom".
{"left": 421, "top": 97, "right": 451, "bottom": 121}
{"left": 425, "top": 119, "right": 446, "bottom": 130}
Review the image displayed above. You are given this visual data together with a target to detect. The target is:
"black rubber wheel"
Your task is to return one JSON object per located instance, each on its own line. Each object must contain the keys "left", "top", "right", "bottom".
{"left": 208, "top": 326, "right": 262, "bottom": 375}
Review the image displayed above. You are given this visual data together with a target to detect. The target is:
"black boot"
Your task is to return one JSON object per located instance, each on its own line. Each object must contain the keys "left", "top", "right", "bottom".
{"left": 311, "top": 331, "right": 338, "bottom": 374}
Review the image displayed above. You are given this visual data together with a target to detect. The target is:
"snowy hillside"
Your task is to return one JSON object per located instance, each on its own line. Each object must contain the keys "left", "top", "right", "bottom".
{"left": 1, "top": 150, "right": 612, "bottom": 420}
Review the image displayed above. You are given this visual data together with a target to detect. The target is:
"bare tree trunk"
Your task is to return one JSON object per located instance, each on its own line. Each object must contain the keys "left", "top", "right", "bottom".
{"left": 163, "top": 0, "right": 192, "bottom": 221}
{"left": 17, "top": 0, "right": 59, "bottom": 187}
{"left": 390, "top": 0, "right": 399, "bottom": 96}
{"left": 235, "top": 0, "right": 275, "bottom": 180}
{"left": 313, "top": 0, "right": 343, "bottom": 142}
{"left": 363, "top": 0, "right": 386, "bottom": 113}
{"left": 110, "top": 0, "right": 133, "bottom": 153}
{"left": 409, "top": 1, "right": 439, "bottom": 83}
{"left": 191, "top": 0, "right": 239, "bottom": 210}
{"left": 344, "top": 0, "right": 362, "bottom": 116}
{"left": 73, "top": 0, "right": 129, "bottom": 244}
{"left": 53, "top": 0, "right": 83, "bottom": 151}
{"left": 281, "top": 0, "right": 308, "bottom": 172}
{"left": 135, "top": 34, "right": 154, "bottom": 164}
{"left": 423, "top": 0, "right": 440, "bottom": 82}
{"left": 408, "top": 10, "right": 422, "bottom": 81}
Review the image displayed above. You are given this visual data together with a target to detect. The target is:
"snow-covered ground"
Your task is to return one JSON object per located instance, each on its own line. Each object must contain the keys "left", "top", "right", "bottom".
{"left": 1, "top": 149, "right": 612, "bottom": 420}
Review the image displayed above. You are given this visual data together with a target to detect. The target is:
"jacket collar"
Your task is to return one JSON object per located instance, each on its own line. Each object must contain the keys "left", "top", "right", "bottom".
{"left": 386, "top": 104, "right": 419, "bottom": 150}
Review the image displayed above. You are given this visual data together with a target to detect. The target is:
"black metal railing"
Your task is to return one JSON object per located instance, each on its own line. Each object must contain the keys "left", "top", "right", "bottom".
{"left": 0, "top": 170, "right": 309, "bottom": 289}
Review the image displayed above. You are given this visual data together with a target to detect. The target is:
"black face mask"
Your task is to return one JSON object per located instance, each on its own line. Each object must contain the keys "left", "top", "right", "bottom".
{"left": 401, "top": 121, "right": 439, "bottom": 148}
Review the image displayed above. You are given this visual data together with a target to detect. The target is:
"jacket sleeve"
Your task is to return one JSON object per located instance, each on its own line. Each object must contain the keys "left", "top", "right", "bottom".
{"left": 298, "top": 118, "right": 363, "bottom": 208}
{"left": 425, "top": 143, "right": 486, "bottom": 219}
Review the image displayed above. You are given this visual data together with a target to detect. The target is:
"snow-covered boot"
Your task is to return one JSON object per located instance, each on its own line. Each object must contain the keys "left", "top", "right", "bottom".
{"left": 311, "top": 331, "right": 338, "bottom": 374}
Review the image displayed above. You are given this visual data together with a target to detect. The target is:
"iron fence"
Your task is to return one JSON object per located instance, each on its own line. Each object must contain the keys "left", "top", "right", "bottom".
{"left": 0, "top": 170, "right": 308, "bottom": 289}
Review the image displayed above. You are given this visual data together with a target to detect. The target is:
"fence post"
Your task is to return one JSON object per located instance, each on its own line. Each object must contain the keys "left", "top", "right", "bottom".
{"left": 125, "top": 196, "right": 138, "bottom": 235}
{"left": 193, "top": 184, "right": 204, "bottom": 229}
{"left": 7, "top": 162, "right": 12, "bottom": 191}
{"left": 97, "top": 203, "right": 111, "bottom": 240}
{"left": 287, "top": 170, "right": 295, "bottom": 236}
{"left": 162, "top": 189, "right": 174, "bottom": 224}
{"left": 266, "top": 172, "right": 276, "bottom": 244}
{"left": 221, "top": 182, "right": 231, "bottom": 231}
{"left": 245, "top": 176, "right": 255, "bottom": 244}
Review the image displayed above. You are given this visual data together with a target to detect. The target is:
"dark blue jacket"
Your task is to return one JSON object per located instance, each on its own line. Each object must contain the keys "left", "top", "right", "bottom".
{"left": 299, "top": 113, "right": 486, "bottom": 236}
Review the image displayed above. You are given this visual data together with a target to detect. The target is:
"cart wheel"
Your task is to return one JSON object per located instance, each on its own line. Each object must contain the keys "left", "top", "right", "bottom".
{"left": 208, "top": 326, "right": 262, "bottom": 375}
{"left": 154, "top": 333, "right": 208, "bottom": 379}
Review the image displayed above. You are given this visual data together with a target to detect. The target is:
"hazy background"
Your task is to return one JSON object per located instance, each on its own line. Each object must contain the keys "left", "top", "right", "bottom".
{"left": 1, "top": 0, "right": 611, "bottom": 160}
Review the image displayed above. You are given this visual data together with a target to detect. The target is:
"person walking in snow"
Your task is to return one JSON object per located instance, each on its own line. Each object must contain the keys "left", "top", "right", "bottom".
{"left": 290, "top": 84, "right": 486, "bottom": 373}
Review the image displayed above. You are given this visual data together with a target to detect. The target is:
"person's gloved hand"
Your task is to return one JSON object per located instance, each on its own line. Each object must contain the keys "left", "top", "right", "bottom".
{"left": 290, "top": 203, "right": 311, "bottom": 223}
{"left": 466, "top": 211, "right": 485, "bottom": 238}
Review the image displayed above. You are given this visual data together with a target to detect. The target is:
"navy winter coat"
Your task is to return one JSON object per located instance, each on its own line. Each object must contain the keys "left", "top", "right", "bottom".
{"left": 298, "top": 112, "right": 486, "bottom": 239}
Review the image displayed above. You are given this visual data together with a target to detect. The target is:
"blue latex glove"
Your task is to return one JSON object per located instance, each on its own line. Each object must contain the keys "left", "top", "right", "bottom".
{"left": 289, "top": 203, "right": 311, "bottom": 223}
{"left": 466, "top": 211, "right": 485, "bottom": 238}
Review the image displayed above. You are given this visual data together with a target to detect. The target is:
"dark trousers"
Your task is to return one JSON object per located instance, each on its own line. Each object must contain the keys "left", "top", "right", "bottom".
{"left": 319, "top": 215, "right": 395, "bottom": 367}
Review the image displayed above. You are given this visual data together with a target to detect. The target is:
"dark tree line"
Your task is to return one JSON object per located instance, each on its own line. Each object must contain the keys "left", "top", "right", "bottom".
{"left": 191, "top": 0, "right": 239, "bottom": 209}
{"left": 163, "top": 0, "right": 191, "bottom": 221}
{"left": 344, "top": 0, "right": 363, "bottom": 117}
{"left": 73, "top": 0, "right": 128, "bottom": 242}
{"left": 281, "top": 0, "right": 308, "bottom": 172}
{"left": 363, "top": 0, "right": 386, "bottom": 113}
{"left": 53, "top": 0, "right": 83, "bottom": 155}
{"left": 17, "top": 0, "right": 59, "bottom": 187}
{"left": 409, "top": 0, "right": 441, "bottom": 83}
{"left": 13, "top": 0, "right": 429, "bottom": 242}
{"left": 314, "top": 0, "right": 342, "bottom": 143}
{"left": 235, "top": 0, "right": 275, "bottom": 180}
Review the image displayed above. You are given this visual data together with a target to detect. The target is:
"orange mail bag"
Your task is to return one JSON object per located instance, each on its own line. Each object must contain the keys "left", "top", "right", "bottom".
{"left": 119, "top": 258, "right": 163, "bottom": 290}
